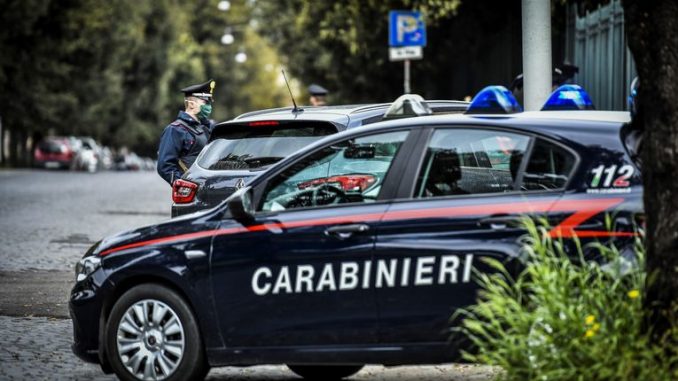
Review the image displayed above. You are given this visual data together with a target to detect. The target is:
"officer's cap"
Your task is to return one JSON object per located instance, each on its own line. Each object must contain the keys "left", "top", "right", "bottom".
{"left": 510, "top": 65, "right": 581, "bottom": 91}
{"left": 181, "top": 79, "right": 215, "bottom": 101}
{"left": 308, "top": 83, "right": 328, "bottom": 96}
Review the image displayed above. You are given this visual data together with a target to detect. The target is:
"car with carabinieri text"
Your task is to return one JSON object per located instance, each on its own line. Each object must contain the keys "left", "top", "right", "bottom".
{"left": 71, "top": 85, "right": 642, "bottom": 381}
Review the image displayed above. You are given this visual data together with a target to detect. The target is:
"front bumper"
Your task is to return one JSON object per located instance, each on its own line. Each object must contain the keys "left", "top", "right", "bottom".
{"left": 71, "top": 341, "right": 99, "bottom": 364}
{"left": 69, "top": 271, "right": 106, "bottom": 366}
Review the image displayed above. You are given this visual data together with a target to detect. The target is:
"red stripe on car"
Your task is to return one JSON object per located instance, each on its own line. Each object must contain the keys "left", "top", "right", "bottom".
{"left": 99, "top": 197, "right": 632, "bottom": 257}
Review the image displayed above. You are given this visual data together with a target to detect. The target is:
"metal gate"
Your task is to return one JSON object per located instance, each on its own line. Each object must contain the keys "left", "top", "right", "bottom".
{"left": 569, "top": 0, "right": 636, "bottom": 111}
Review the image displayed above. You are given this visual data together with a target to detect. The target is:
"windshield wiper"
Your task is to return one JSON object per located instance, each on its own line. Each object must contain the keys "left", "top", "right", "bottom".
{"left": 243, "top": 156, "right": 284, "bottom": 166}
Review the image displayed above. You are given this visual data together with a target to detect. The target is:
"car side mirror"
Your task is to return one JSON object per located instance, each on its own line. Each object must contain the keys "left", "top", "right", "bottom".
{"left": 227, "top": 186, "right": 255, "bottom": 224}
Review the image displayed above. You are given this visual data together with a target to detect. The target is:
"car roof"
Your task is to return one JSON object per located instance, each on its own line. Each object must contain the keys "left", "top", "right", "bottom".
{"left": 231, "top": 107, "right": 358, "bottom": 124}
{"left": 517, "top": 110, "right": 630, "bottom": 123}
{"left": 277, "top": 110, "right": 630, "bottom": 158}
{"left": 234, "top": 104, "right": 381, "bottom": 120}
{"left": 350, "top": 110, "right": 631, "bottom": 136}
{"left": 230, "top": 100, "right": 469, "bottom": 123}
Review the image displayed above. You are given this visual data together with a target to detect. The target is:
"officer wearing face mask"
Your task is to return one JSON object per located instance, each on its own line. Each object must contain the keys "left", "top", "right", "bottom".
{"left": 157, "top": 79, "right": 216, "bottom": 185}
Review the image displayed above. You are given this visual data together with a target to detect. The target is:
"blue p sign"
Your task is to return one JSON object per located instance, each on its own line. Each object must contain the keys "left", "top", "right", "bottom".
{"left": 389, "top": 11, "right": 426, "bottom": 47}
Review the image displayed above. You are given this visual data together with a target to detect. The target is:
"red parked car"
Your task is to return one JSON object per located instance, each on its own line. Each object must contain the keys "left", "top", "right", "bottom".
{"left": 34, "top": 137, "right": 76, "bottom": 169}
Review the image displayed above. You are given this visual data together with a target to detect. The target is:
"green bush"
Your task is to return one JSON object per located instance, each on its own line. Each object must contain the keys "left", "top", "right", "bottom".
{"left": 458, "top": 218, "right": 678, "bottom": 381}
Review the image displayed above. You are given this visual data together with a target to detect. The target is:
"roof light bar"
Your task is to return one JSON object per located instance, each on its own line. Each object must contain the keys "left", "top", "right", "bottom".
{"left": 542, "top": 84, "right": 595, "bottom": 111}
{"left": 465, "top": 86, "right": 522, "bottom": 115}
{"left": 383, "top": 94, "right": 433, "bottom": 120}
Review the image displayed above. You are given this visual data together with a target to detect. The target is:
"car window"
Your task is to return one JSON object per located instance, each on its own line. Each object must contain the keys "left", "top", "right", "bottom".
{"left": 39, "top": 140, "right": 66, "bottom": 154}
{"left": 198, "top": 124, "right": 336, "bottom": 170}
{"left": 520, "top": 139, "right": 576, "bottom": 191}
{"left": 260, "top": 130, "right": 409, "bottom": 212}
{"left": 414, "top": 129, "right": 530, "bottom": 198}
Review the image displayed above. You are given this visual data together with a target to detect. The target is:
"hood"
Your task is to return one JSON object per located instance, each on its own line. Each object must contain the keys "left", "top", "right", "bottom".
{"left": 94, "top": 210, "right": 217, "bottom": 257}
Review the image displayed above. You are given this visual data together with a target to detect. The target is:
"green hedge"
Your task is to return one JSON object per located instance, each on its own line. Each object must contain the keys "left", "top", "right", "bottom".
{"left": 458, "top": 218, "right": 678, "bottom": 381}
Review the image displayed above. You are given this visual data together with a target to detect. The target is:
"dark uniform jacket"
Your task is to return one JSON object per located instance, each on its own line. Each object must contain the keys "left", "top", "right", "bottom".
{"left": 156, "top": 111, "right": 213, "bottom": 185}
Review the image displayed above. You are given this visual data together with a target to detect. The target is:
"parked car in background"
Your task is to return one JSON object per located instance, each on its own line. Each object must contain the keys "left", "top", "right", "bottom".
{"left": 33, "top": 137, "right": 77, "bottom": 169}
{"left": 171, "top": 97, "right": 469, "bottom": 217}
{"left": 142, "top": 157, "right": 156, "bottom": 171}
{"left": 113, "top": 148, "right": 144, "bottom": 171}
{"left": 99, "top": 147, "right": 114, "bottom": 170}
{"left": 72, "top": 137, "right": 101, "bottom": 172}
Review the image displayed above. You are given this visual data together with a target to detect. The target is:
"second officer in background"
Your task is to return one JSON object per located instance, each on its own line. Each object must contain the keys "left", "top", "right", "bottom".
{"left": 157, "top": 79, "right": 216, "bottom": 185}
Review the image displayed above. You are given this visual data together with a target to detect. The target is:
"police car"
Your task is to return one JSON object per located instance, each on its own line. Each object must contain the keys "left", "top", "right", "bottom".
{"left": 172, "top": 98, "right": 469, "bottom": 217}
{"left": 71, "top": 85, "right": 641, "bottom": 381}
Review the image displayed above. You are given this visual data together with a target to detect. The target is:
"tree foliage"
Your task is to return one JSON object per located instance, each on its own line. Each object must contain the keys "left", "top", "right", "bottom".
{"left": 0, "top": 0, "right": 289, "bottom": 158}
{"left": 255, "top": 0, "right": 473, "bottom": 104}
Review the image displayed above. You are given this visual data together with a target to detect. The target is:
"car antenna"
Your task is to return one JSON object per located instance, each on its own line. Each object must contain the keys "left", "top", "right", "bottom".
{"left": 281, "top": 68, "right": 303, "bottom": 113}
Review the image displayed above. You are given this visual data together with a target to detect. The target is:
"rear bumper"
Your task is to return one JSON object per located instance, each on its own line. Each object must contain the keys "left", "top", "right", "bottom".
{"left": 34, "top": 159, "right": 71, "bottom": 169}
{"left": 171, "top": 203, "right": 204, "bottom": 218}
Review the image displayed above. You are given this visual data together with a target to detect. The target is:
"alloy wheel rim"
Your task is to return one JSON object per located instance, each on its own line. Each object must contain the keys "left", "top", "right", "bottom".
{"left": 116, "top": 299, "right": 185, "bottom": 380}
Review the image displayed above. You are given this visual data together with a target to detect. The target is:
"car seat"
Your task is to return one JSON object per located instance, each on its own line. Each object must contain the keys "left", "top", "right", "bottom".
{"left": 424, "top": 149, "right": 469, "bottom": 196}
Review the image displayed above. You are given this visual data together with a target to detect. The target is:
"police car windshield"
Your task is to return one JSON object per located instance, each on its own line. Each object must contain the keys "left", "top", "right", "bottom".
{"left": 198, "top": 123, "right": 337, "bottom": 170}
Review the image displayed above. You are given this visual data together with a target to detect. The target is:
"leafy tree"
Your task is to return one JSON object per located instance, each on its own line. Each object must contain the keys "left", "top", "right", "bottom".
{"left": 255, "top": 0, "right": 473, "bottom": 104}
{"left": 0, "top": 0, "right": 291, "bottom": 162}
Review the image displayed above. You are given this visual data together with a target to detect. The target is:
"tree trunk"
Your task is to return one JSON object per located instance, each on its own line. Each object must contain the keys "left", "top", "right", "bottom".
{"left": 8, "top": 128, "right": 19, "bottom": 167}
{"left": 622, "top": 0, "right": 678, "bottom": 337}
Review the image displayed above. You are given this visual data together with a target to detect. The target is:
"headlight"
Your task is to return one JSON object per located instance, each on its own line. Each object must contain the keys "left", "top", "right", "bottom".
{"left": 75, "top": 256, "right": 101, "bottom": 282}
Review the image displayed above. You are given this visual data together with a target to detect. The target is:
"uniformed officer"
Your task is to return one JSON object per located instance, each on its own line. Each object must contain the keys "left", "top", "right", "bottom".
{"left": 628, "top": 76, "right": 639, "bottom": 117}
{"left": 157, "top": 79, "right": 216, "bottom": 185}
{"left": 308, "top": 84, "right": 328, "bottom": 106}
{"left": 509, "top": 65, "right": 579, "bottom": 106}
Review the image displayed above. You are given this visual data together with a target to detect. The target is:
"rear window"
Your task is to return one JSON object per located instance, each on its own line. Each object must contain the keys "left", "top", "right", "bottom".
{"left": 198, "top": 122, "right": 337, "bottom": 170}
{"left": 38, "top": 140, "right": 66, "bottom": 154}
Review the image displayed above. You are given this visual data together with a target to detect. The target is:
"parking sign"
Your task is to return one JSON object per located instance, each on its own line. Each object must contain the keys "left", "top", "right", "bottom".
{"left": 389, "top": 11, "right": 426, "bottom": 47}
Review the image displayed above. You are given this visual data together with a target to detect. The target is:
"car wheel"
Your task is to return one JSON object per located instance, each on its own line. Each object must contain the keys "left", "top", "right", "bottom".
{"left": 105, "top": 283, "right": 208, "bottom": 381}
{"left": 287, "top": 365, "right": 364, "bottom": 380}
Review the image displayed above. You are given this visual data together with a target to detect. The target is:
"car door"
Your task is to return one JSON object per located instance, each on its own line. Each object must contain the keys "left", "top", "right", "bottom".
{"left": 373, "top": 127, "right": 577, "bottom": 345}
{"left": 210, "top": 129, "right": 414, "bottom": 348}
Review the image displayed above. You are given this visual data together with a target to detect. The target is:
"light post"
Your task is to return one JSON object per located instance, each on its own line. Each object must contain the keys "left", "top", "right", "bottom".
{"left": 521, "top": 0, "right": 552, "bottom": 111}
{"left": 217, "top": 1, "right": 231, "bottom": 11}
{"left": 221, "top": 27, "right": 234, "bottom": 45}
{"left": 234, "top": 51, "right": 247, "bottom": 64}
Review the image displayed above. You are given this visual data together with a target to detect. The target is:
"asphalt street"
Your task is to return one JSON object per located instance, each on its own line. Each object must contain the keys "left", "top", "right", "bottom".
{"left": 0, "top": 169, "right": 497, "bottom": 380}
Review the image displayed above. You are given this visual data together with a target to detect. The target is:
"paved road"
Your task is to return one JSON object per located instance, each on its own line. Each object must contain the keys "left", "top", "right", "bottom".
{"left": 0, "top": 170, "right": 170, "bottom": 272}
{"left": 0, "top": 169, "right": 497, "bottom": 380}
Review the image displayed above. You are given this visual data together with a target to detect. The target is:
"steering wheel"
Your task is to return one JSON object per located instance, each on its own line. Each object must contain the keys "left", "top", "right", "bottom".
{"left": 311, "top": 184, "right": 347, "bottom": 206}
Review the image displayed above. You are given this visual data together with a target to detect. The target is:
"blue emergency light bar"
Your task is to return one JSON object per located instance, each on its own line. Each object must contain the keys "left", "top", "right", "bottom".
{"left": 465, "top": 86, "right": 523, "bottom": 115}
{"left": 542, "top": 84, "right": 595, "bottom": 111}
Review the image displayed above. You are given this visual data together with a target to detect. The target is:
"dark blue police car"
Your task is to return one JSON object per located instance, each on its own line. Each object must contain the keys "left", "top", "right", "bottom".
{"left": 71, "top": 85, "right": 641, "bottom": 381}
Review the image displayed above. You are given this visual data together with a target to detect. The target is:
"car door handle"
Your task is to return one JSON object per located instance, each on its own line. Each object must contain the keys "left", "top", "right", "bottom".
{"left": 477, "top": 215, "right": 520, "bottom": 230}
{"left": 325, "top": 224, "right": 370, "bottom": 239}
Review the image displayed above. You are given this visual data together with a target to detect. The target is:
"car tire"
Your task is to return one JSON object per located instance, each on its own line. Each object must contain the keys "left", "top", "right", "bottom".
{"left": 105, "top": 283, "right": 209, "bottom": 381}
{"left": 287, "top": 365, "right": 364, "bottom": 380}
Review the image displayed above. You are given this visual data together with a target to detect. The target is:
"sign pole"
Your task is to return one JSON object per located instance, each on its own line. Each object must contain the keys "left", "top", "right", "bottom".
{"left": 389, "top": 10, "right": 425, "bottom": 94}
{"left": 404, "top": 59, "right": 411, "bottom": 94}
